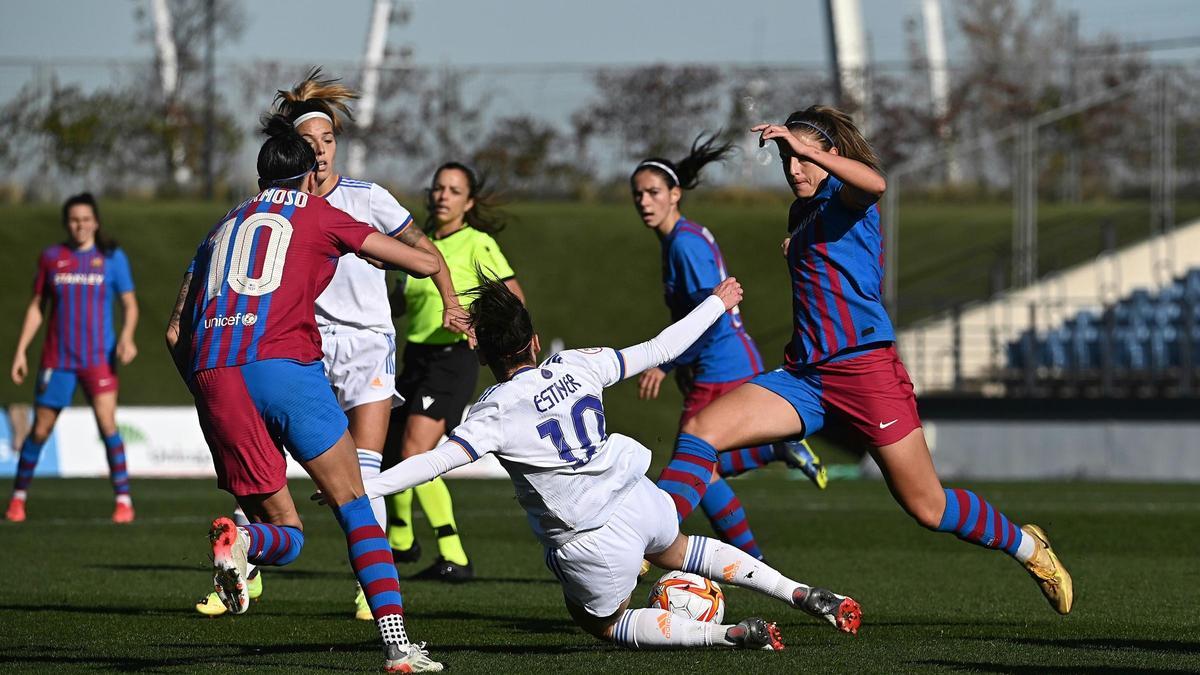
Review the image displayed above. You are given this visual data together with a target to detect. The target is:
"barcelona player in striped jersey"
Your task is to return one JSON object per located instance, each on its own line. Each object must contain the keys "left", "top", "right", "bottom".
{"left": 8, "top": 193, "right": 139, "bottom": 524}
{"left": 196, "top": 67, "right": 465, "bottom": 620}
{"left": 656, "top": 106, "right": 1074, "bottom": 616}
{"left": 632, "top": 134, "right": 826, "bottom": 561}
{"left": 165, "top": 116, "right": 444, "bottom": 672}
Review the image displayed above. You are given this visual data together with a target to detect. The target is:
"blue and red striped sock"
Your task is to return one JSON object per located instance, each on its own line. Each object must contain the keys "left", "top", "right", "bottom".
{"left": 12, "top": 436, "right": 46, "bottom": 493}
{"left": 718, "top": 444, "right": 782, "bottom": 478}
{"left": 657, "top": 434, "right": 718, "bottom": 522}
{"left": 699, "top": 477, "right": 763, "bottom": 559}
{"left": 334, "top": 495, "right": 404, "bottom": 619}
{"left": 103, "top": 433, "right": 130, "bottom": 496}
{"left": 244, "top": 522, "right": 305, "bottom": 566}
{"left": 936, "top": 488, "right": 1025, "bottom": 558}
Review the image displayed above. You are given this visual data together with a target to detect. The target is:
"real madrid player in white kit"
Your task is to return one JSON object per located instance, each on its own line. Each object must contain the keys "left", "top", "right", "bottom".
{"left": 331, "top": 274, "right": 863, "bottom": 650}
{"left": 195, "top": 68, "right": 467, "bottom": 619}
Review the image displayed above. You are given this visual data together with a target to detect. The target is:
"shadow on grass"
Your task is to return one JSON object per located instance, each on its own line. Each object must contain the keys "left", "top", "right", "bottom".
{"left": 0, "top": 636, "right": 600, "bottom": 670}
{"left": 998, "top": 637, "right": 1200, "bottom": 656}
{"left": 915, "top": 661, "right": 1196, "bottom": 675}
{"left": 0, "top": 603, "right": 197, "bottom": 617}
{"left": 0, "top": 642, "right": 358, "bottom": 672}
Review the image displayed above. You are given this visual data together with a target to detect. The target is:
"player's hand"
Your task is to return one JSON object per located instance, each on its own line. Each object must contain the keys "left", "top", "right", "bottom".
{"left": 781, "top": 237, "right": 791, "bottom": 257}
{"left": 712, "top": 277, "right": 743, "bottom": 312}
{"left": 116, "top": 338, "right": 138, "bottom": 365}
{"left": 752, "top": 123, "right": 820, "bottom": 159}
{"left": 638, "top": 367, "right": 667, "bottom": 400}
{"left": 11, "top": 352, "right": 27, "bottom": 385}
{"left": 443, "top": 300, "right": 475, "bottom": 346}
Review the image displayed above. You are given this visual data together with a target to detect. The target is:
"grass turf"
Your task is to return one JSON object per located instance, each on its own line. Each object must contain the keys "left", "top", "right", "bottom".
{"left": 1, "top": 477, "right": 1197, "bottom": 673}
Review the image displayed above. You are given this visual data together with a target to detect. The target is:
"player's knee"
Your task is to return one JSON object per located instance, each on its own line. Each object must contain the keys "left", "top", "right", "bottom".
{"left": 28, "top": 426, "right": 53, "bottom": 444}
{"left": 904, "top": 495, "right": 945, "bottom": 530}
{"left": 679, "top": 414, "right": 719, "bottom": 446}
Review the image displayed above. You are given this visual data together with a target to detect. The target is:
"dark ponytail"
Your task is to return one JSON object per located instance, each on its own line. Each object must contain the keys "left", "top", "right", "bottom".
{"left": 256, "top": 113, "right": 317, "bottom": 190}
{"left": 463, "top": 267, "right": 534, "bottom": 373}
{"left": 784, "top": 106, "right": 881, "bottom": 172}
{"left": 424, "top": 161, "right": 509, "bottom": 236}
{"left": 61, "top": 192, "right": 116, "bottom": 256}
{"left": 632, "top": 131, "right": 735, "bottom": 191}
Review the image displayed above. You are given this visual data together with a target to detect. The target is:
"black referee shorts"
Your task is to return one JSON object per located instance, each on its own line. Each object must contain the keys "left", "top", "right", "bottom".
{"left": 386, "top": 341, "right": 480, "bottom": 455}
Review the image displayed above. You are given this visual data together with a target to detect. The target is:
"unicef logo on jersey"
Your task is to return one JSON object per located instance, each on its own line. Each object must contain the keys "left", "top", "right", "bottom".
{"left": 204, "top": 312, "right": 258, "bottom": 329}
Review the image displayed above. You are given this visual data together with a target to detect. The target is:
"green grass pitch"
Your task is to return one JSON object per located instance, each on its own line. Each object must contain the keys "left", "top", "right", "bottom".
{"left": 2, "top": 477, "right": 1197, "bottom": 673}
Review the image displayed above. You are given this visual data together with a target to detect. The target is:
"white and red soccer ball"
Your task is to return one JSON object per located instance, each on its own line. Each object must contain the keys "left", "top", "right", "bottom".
{"left": 647, "top": 571, "right": 725, "bottom": 623}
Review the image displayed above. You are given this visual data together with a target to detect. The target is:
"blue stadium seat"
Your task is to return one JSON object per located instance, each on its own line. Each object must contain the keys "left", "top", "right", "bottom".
{"left": 1004, "top": 267, "right": 1200, "bottom": 379}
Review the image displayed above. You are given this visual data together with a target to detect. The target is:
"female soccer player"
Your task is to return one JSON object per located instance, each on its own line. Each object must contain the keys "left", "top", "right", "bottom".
{"left": 322, "top": 274, "right": 861, "bottom": 651}
{"left": 383, "top": 162, "right": 523, "bottom": 581}
{"left": 655, "top": 106, "right": 1074, "bottom": 614}
{"left": 194, "top": 68, "right": 466, "bottom": 619}
{"left": 167, "top": 116, "right": 443, "bottom": 672}
{"left": 631, "top": 134, "right": 827, "bottom": 560}
{"left": 7, "top": 193, "right": 139, "bottom": 524}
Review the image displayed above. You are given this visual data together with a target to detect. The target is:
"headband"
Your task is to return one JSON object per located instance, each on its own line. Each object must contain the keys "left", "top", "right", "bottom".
{"left": 636, "top": 160, "right": 680, "bottom": 187}
{"left": 786, "top": 120, "right": 836, "bottom": 148}
{"left": 264, "top": 161, "right": 318, "bottom": 184}
{"left": 292, "top": 111, "right": 333, "bottom": 128}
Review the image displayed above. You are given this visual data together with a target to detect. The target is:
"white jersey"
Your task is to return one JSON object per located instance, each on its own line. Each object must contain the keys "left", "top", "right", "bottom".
{"left": 315, "top": 177, "right": 414, "bottom": 335}
{"left": 448, "top": 347, "right": 651, "bottom": 547}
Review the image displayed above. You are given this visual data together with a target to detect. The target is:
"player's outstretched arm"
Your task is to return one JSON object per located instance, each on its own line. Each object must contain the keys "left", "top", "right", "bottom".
{"left": 312, "top": 441, "right": 472, "bottom": 504}
{"left": 358, "top": 232, "right": 441, "bottom": 279}
{"left": 617, "top": 277, "right": 743, "bottom": 380}
{"left": 397, "top": 226, "right": 472, "bottom": 336}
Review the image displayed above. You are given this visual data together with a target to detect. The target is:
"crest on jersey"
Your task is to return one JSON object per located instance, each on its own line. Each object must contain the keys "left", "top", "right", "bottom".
{"left": 578, "top": 347, "right": 603, "bottom": 354}
{"left": 91, "top": 258, "right": 104, "bottom": 268}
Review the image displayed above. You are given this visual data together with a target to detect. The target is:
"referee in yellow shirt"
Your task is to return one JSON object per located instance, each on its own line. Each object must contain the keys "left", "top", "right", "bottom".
{"left": 385, "top": 162, "right": 523, "bottom": 581}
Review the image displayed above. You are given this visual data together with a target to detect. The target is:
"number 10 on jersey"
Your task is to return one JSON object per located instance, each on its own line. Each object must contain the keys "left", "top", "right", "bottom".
{"left": 536, "top": 394, "right": 605, "bottom": 467}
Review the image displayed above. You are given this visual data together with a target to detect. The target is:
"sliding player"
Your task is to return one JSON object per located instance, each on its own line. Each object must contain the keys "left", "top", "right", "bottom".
{"left": 8, "top": 193, "right": 139, "bottom": 523}
{"left": 323, "top": 274, "right": 862, "bottom": 651}
{"left": 655, "top": 105, "right": 1074, "bottom": 615}
{"left": 631, "top": 134, "right": 826, "bottom": 560}
{"left": 166, "top": 116, "right": 444, "bottom": 672}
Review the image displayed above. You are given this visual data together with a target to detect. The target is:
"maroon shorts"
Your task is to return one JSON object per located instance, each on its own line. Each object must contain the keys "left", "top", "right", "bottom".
{"left": 750, "top": 346, "right": 921, "bottom": 447}
{"left": 190, "top": 367, "right": 287, "bottom": 498}
{"left": 679, "top": 375, "right": 755, "bottom": 426}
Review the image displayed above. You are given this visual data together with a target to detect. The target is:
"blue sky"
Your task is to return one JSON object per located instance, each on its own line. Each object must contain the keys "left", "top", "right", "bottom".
{"left": 1, "top": 0, "right": 1196, "bottom": 67}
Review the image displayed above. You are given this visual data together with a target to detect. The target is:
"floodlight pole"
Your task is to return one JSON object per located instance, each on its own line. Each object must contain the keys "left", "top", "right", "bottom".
{"left": 348, "top": 0, "right": 392, "bottom": 178}
{"left": 203, "top": 0, "right": 215, "bottom": 199}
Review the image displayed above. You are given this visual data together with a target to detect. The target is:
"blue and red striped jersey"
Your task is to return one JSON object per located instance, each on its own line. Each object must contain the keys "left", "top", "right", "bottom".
{"left": 34, "top": 244, "right": 134, "bottom": 370}
{"left": 784, "top": 175, "right": 893, "bottom": 368}
{"left": 661, "top": 218, "right": 763, "bottom": 383}
{"left": 180, "top": 188, "right": 374, "bottom": 375}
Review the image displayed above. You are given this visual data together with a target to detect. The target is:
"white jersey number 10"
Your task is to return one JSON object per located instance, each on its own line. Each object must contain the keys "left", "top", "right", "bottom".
{"left": 206, "top": 212, "right": 294, "bottom": 301}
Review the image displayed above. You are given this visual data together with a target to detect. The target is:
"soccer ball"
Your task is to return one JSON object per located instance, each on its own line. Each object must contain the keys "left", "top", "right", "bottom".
{"left": 647, "top": 571, "right": 725, "bottom": 623}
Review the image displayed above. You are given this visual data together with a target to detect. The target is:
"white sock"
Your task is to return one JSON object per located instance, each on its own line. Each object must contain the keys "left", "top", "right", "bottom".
{"left": 609, "top": 608, "right": 733, "bottom": 648}
{"left": 357, "top": 449, "right": 387, "bottom": 529}
{"left": 115, "top": 494, "right": 132, "bottom": 507}
{"left": 12, "top": 489, "right": 27, "bottom": 501}
{"left": 1015, "top": 530, "right": 1036, "bottom": 563}
{"left": 230, "top": 506, "right": 257, "bottom": 577}
{"left": 680, "top": 535, "right": 804, "bottom": 606}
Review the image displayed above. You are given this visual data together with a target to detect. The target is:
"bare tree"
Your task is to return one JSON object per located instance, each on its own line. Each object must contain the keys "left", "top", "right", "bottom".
{"left": 577, "top": 64, "right": 725, "bottom": 161}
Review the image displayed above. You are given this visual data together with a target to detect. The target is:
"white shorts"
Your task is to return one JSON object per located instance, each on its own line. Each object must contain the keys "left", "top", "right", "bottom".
{"left": 544, "top": 476, "right": 679, "bottom": 618}
{"left": 320, "top": 328, "right": 400, "bottom": 411}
